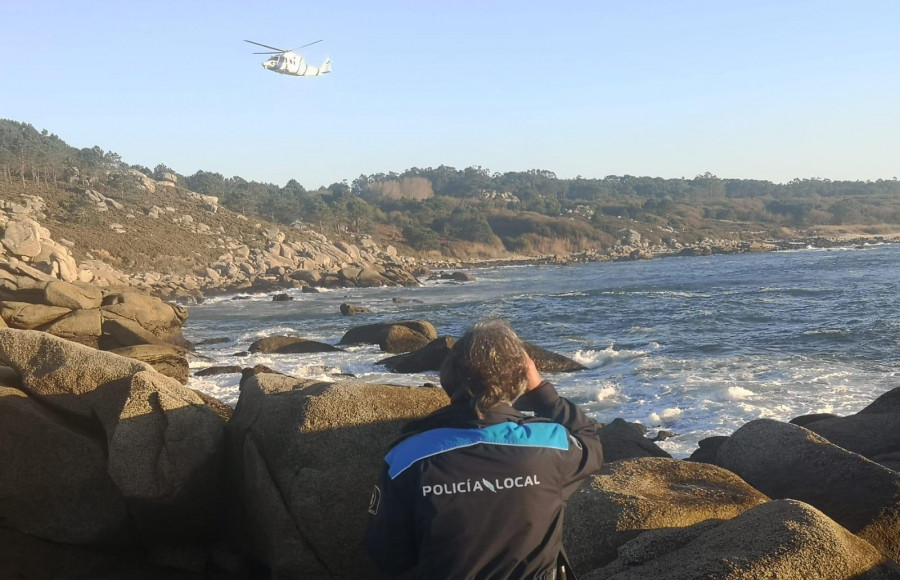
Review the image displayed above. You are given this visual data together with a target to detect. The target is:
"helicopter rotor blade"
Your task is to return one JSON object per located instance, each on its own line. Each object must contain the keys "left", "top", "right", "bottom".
{"left": 294, "top": 39, "right": 324, "bottom": 50}
{"left": 253, "top": 51, "right": 283, "bottom": 54}
{"left": 244, "top": 39, "right": 287, "bottom": 52}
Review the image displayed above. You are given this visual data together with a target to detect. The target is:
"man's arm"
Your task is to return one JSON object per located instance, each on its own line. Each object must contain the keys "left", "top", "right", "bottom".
{"left": 515, "top": 354, "right": 604, "bottom": 491}
{"left": 365, "top": 463, "right": 418, "bottom": 575}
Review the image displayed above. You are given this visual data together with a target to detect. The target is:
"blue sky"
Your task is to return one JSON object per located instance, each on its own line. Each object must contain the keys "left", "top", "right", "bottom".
{"left": 3, "top": 0, "right": 899, "bottom": 188}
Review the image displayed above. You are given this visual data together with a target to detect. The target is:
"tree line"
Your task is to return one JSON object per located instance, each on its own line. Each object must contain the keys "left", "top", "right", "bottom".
{"left": 3, "top": 118, "right": 900, "bottom": 255}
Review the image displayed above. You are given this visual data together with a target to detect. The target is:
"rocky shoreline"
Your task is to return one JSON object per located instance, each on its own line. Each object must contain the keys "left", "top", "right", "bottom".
{"left": 3, "top": 187, "right": 900, "bottom": 578}
{"left": 1, "top": 325, "right": 899, "bottom": 579}
{"left": 423, "top": 232, "right": 900, "bottom": 271}
{"left": 5, "top": 189, "right": 900, "bottom": 304}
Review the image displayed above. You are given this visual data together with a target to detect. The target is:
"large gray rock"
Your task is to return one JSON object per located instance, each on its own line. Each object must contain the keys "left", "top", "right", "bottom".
{"left": 716, "top": 418, "right": 900, "bottom": 562}
{"left": 109, "top": 344, "right": 190, "bottom": 385}
{"left": 101, "top": 313, "right": 174, "bottom": 349}
{"left": 356, "top": 267, "right": 389, "bottom": 287}
{"left": 0, "top": 301, "right": 71, "bottom": 329}
{"left": 340, "top": 303, "right": 372, "bottom": 316}
{"left": 522, "top": 341, "right": 587, "bottom": 372}
{"left": 43, "top": 280, "right": 102, "bottom": 310}
{"left": 804, "top": 413, "right": 900, "bottom": 464}
{"left": 378, "top": 324, "right": 432, "bottom": 353}
{"left": 101, "top": 290, "right": 189, "bottom": 346}
{"left": 686, "top": 435, "right": 729, "bottom": 464}
{"left": 564, "top": 458, "right": 768, "bottom": 572}
{"left": 861, "top": 386, "right": 900, "bottom": 414}
{"left": 228, "top": 375, "right": 448, "bottom": 579}
{"left": 38, "top": 308, "right": 102, "bottom": 346}
{"left": 587, "top": 500, "right": 900, "bottom": 580}
{"left": 1, "top": 219, "right": 42, "bottom": 257}
{"left": 0, "top": 329, "right": 226, "bottom": 542}
{"left": 289, "top": 269, "right": 321, "bottom": 285}
{"left": 0, "top": 385, "right": 131, "bottom": 544}
{"left": 378, "top": 336, "right": 456, "bottom": 373}
{"left": 248, "top": 336, "right": 340, "bottom": 354}
{"left": 339, "top": 320, "right": 437, "bottom": 346}
{"left": 598, "top": 418, "right": 671, "bottom": 462}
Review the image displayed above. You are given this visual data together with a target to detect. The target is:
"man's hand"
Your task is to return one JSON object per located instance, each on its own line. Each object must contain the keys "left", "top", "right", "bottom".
{"left": 524, "top": 352, "right": 543, "bottom": 392}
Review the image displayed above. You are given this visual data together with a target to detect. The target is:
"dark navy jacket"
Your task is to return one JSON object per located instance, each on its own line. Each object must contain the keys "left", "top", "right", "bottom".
{"left": 365, "top": 382, "right": 604, "bottom": 580}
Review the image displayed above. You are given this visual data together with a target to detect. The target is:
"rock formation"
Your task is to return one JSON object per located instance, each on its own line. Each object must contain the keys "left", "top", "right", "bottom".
{"left": 1, "top": 332, "right": 899, "bottom": 578}
{"left": 0, "top": 330, "right": 226, "bottom": 548}
{"left": 227, "top": 373, "right": 448, "bottom": 578}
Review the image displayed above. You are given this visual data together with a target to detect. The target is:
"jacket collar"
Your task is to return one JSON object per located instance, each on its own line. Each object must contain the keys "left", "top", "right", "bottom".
{"left": 401, "top": 402, "right": 525, "bottom": 434}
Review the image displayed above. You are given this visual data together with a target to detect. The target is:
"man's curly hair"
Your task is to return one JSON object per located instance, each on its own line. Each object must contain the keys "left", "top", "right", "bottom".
{"left": 439, "top": 319, "right": 529, "bottom": 419}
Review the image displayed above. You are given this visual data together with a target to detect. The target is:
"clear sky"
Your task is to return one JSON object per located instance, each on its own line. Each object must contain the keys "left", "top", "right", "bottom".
{"left": 3, "top": 0, "right": 899, "bottom": 188}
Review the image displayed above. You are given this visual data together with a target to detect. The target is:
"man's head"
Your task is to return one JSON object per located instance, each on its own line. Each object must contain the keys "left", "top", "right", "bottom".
{"left": 439, "top": 319, "right": 529, "bottom": 418}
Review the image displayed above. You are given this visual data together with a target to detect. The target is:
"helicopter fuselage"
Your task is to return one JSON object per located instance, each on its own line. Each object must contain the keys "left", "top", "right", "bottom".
{"left": 262, "top": 51, "right": 330, "bottom": 77}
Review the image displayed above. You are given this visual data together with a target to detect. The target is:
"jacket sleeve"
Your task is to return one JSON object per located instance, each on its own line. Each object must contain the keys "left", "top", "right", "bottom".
{"left": 515, "top": 381, "right": 604, "bottom": 493}
{"left": 365, "top": 461, "right": 418, "bottom": 575}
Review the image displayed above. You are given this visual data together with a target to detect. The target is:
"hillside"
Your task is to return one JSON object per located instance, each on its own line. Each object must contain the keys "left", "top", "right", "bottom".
{"left": 0, "top": 176, "right": 421, "bottom": 301}
{"left": 4, "top": 117, "right": 900, "bottom": 300}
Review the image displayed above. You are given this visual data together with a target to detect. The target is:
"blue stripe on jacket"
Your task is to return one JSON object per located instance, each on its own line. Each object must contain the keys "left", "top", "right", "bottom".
{"left": 386, "top": 422, "right": 570, "bottom": 479}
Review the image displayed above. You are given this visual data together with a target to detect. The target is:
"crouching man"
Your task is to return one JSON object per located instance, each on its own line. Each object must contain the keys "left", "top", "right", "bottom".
{"left": 366, "top": 319, "right": 604, "bottom": 579}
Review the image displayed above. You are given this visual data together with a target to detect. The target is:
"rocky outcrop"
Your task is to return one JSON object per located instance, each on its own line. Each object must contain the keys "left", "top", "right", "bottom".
{"left": 0, "top": 262, "right": 192, "bottom": 385}
{"left": 194, "top": 365, "right": 243, "bottom": 377}
{"left": 715, "top": 418, "right": 900, "bottom": 562}
{"left": 101, "top": 290, "right": 189, "bottom": 347}
{"left": 375, "top": 335, "right": 588, "bottom": 374}
{"left": 378, "top": 336, "right": 456, "bottom": 373}
{"left": 2, "top": 192, "right": 426, "bottom": 302}
{"left": 340, "top": 303, "right": 372, "bottom": 316}
{"left": 378, "top": 324, "right": 433, "bottom": 353}
{"left": 564, "top": 458, "right": 768, "bottom": 572}
{"left": 248, "top": 336, "right": 340, "bottom": 354}
{"left": 861, "top": 386, "right": 900, "bottom": 414}
{"left": 522, "top": 341, "right": 588, "bottom": 372}
{"left": 109, "top": 344, "right": 191, "bottom": 385}
{"left": 227, "top": 373, "right": 448, "bottom": 579}
{"left": 0, "top": 329, "right": 226, "bottom": 546}
{"left": 685, "top": 435, "right": 728, "bottom": 463}
{"left": 598, "top": 418, "right": 672, "bottom": 462}
{"left": 3, "top": 349, "right": 900, "bottom": 578}
{"left": 1, "top": 215, "right": 78, "bottom": 282}
{"left": 428, "top": 271, "right": 477, "bottom": 282}
{"left": 0, "top": 383, "right": 131, "bottom": 544}
{"left": 339, "top": 320, "right": 438, "bottom": 354}
{"left": 586, "top": 500, "right": 900, "bottom": 580}
{"left": 801, "top": 413, "right": 900, "bottom": 466}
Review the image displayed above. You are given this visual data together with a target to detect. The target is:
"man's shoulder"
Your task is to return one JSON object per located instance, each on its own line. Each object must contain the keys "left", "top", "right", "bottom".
{"left": 385, "top": 421, "right": 571, "bottom": 479}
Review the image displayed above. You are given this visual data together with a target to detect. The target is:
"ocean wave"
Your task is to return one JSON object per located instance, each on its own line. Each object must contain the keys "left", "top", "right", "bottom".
{"left": 647, "top": 407, "right": 683, "bottom": 425}
{"left": 548, "top": 291, "right": 588, "bottom": 298}
{"left": 801, "top": 328, "right": 850, "bottom": 337}
{"left": 600, "top": 290, "right": 708, "bottom": 299}
{"left": 572, "top": 345, "right": 649, "bottom": 368}
{"left": 594, "top": 385, "right": 617, "bottom": 401}
{"left": 723, "top": 386, "right": 754, "bottom": 400}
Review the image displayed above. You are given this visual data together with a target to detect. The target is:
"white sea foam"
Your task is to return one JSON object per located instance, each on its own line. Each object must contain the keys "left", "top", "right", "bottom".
{"left": 723, "top": 386, "right": 754, "bottom": 400}
{"left": 647, "top": 407, "right": 683, "bottom": 425}
{"left": 573, "top": 345, "right": 650, "bottom": 368}
{"left": 594, "top": 385, "right": 617, "bottom": 401}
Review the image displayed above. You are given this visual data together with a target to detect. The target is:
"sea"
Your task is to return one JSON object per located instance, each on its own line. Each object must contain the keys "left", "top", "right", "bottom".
{"left": 185, "top": 243, "right": 900, "bottom": 458}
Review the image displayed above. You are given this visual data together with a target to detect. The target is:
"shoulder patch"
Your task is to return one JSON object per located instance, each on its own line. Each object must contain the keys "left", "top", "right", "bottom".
{"left": 568, "top": 434, "right": 583, "bottom": 450}
{"left": 368, "top": 485, "right": 381, "bottom": 515}
{"left": 386, "top": 422, "right": 569, "bottom": 479}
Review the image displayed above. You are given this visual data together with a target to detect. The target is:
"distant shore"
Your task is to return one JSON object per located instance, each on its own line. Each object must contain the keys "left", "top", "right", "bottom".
{"left": 420, "top": 232, "right": 900, "bottom": 273}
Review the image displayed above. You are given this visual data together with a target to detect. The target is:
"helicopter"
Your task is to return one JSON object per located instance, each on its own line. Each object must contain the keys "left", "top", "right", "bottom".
{"left": 245, "top": 39, "right": 331, "bottom": 77}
